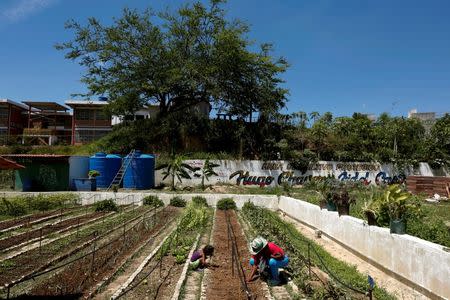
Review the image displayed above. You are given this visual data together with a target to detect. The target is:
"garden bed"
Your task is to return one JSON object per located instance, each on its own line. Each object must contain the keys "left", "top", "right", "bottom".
{"left": 0, "top": 205, "right": 150, "bottom": 287}
{"left": 205, "top": 209, "right": 266, "bottom": 300}
{"left": 9, "top": 206, "right": 180, "bottom": 298}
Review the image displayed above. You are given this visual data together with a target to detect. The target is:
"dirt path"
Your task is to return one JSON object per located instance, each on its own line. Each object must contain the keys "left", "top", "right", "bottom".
{"left": 280, "top": 213, "right": 428, "bottom": 300}
{"left": 205, "top": 210, "right": 267, "bottom": 300}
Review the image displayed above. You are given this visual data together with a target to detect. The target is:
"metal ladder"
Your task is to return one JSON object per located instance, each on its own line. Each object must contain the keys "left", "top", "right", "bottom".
{"left": 106, "top": 149, "right": 135, "bottom": 191}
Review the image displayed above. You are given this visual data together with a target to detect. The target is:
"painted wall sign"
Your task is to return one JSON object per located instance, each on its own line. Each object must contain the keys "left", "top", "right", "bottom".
{"left": 155, "top": 160, "right": 447, "bottom": 188}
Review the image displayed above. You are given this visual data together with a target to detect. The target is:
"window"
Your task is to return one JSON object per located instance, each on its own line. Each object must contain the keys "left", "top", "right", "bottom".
{"left": 75, "top": 109, "right": 93, "bottom": 120}
{"left": 0, "top": 108, "right": 8, "bottom": 120}
{"left": 95, "top": 110, "right": 109, "bottom": 121}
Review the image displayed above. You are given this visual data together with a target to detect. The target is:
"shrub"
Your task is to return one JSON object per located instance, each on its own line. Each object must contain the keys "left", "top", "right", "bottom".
{"left": 95, "top": 199, "right": 118, "bottom": 212}
{"left": 143, "top": 195, "right": 164, "bottom": 208}
{"left": 192, "top": 196, "right": 208, "bottom": 207}
{"left": 170, "top": 196, "right": 186, "bottom": 207}
{"left": 217, "top": 198, "right": 236, "bottom": 210}
{"left": 0, "top": 198, "right": 27, "bottom": 217}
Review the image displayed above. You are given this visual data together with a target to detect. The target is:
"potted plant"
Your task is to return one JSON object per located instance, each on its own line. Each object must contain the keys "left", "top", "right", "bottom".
{"left": 384, "top": 184, "right": 420, "bottom": 234}
{"left": 317, "top": 179, "right": 337, "bottom": 211}
{"left": 362, "top": 200, "right": 379, "bottom": 226}
{"left": 88, "top": 170, "right": 100, "bottom": 179}
{"left": 331, "top": 187, "right": 355, "bottom": 216}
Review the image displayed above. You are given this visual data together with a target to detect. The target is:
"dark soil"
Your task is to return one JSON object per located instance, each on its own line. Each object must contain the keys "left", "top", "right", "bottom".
{"left": 205, "top": 210, "right": 266, "bottom": 300}
{"left": 0, "top": 212, "right": 103, "bottom": 251}
{"left": 0, "top": 207, "right": 81, "bottom": 232}
{"left": 26, "top": 207, "right": 180, "bottom": 298}
{"left": 122, "top": 254, "right": 184, "bottom": 300}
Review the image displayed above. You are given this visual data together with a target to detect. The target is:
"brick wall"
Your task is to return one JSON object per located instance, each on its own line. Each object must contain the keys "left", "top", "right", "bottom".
{"left": 406, "top": 176, "right": 450, "bottom": 197}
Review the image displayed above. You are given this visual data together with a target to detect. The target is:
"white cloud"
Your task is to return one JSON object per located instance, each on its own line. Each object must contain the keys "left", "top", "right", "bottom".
{"left": 1, "top": 0, "right": 58, "bottom": 23}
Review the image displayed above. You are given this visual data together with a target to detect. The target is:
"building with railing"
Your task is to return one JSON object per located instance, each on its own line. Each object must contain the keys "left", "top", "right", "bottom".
{"left": 0, "top": 99, "right": 28, "bottom": 144}
{"left": 65, "top": 99, "right": 112, "bottom": 145}
{"left": 22, "top": 101, "right": 72, "bottom": 145}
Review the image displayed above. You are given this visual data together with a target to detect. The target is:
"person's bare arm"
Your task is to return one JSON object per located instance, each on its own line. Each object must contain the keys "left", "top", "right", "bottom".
{"left": 271, "top": 253, "right": 283, "bottom": 260}
{"left": 246, "top": 264, "right": 258, "bottom": 283}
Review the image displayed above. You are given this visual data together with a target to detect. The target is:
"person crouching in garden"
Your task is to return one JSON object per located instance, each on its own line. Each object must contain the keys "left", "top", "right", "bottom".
{"left": 189, "top": 245, "right": 215, "bottom": 270}
{"left": 247, "top": 237, "right": 289, "bottom": 286}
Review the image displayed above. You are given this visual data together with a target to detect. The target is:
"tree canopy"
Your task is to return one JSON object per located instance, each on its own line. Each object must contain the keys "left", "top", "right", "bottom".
{"left": 56, "top": 0, "right": 288, "bottom": 118}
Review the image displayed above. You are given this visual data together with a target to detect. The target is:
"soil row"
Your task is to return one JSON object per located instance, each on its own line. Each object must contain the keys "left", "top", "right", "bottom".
{"left": 205, "top": 210, "right": 266, "bottom": 300}
{"left": 0, "top": 205, "right": 83, "bottom": 232}
{"left": 0, "top": 206, "right": 148, "bottom": 286}
{"left": 0, "top": 211, "right": 103, "bottom": 251}
{"left": 23, "top": 207, "right": 180, "bottom": 298}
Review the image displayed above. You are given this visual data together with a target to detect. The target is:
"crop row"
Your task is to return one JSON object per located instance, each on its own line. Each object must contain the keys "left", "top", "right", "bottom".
{"left": 241, "top": 202, "right": 395, "bottom": 300}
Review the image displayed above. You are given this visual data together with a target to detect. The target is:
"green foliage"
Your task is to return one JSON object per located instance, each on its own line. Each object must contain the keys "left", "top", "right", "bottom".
{"left": 157, "top": 155, "right": 200, "bottom": 190}
{"left": 241, "top": 203, "right": 395, "bottom": 299}
{"left": 57, "top": 1, "right": 288, "bottom": 120}
{"left": 169, "top": 196, "right": 187, "bottom": 207}
{"left": 158, "top": 203, "right": 211, "bottom": 262}
{"left": 192, "top": 196, "right": 208, "bottom": 207}
{"left": 94, "top": 199, "right": 118, "bottom": 212}
{"left": 216, "top": 198, "right": 236, "bottom": 210}
{"left": 88, "top": 170, "right": 100, "bottom": 178}
{"left": 384, "top": 184, "right": 421, "bottom": 221}
{"left": 142, "top": 195, "right": 164, "bottom": 208}
{"left": 195, "top": 159, "right": 220, "bottom": 190}
{"left": 0, "top": 193, "right": 80, "bottom": 218}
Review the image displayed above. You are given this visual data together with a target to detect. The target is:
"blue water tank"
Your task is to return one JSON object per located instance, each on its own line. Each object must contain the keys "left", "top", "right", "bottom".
{"left": 123, "top": 151, "right": 155, "bottom": 189}
{"left": 89, "top": 153, "right": 122, "bottom": 188}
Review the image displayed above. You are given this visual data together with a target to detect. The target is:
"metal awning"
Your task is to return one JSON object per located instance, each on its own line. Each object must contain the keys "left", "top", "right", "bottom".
{"left": 23, "top": 101, "right": 69, "bottom": 112}
{"left": 0, "top": 156, "right": 25, "bottom": 169}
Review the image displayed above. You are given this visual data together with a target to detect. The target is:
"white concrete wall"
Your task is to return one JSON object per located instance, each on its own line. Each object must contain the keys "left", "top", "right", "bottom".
{"left": 155, "top": 160, "right": 449, "bottom": 188}
{"left": 76, "top": 191, "right": 278, "bottom": 210}
{"left": 278, "top": 196, "right": 450, "bottom": 299}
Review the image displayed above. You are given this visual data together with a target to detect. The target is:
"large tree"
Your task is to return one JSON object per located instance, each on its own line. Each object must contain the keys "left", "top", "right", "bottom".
{"left": 56, "top": 0, "right": 288, "bottom": 117}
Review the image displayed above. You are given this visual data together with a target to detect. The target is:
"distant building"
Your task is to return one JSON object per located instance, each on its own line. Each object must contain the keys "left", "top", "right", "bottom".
{"left": 111, "top": 101, "right": 211, "bottom": 125}
{"left": 65, "top": 100, "right": 112, "bottom": 145}
{"left": 0, "top": 99, "right": 28, "bottom": 143}
{"left": 22, "top": 101, "right": 72, "bottom": 145}
{"left": 407, "top": 109, "right": 437, "bottom": 133}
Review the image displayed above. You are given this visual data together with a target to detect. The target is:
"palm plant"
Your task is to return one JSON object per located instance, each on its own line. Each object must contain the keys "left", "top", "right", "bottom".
{"left": 195, "top": 159, "right": 220, "bottom": 190}
{"left": 156, "top": 155, "right": 199, "bottom": 190}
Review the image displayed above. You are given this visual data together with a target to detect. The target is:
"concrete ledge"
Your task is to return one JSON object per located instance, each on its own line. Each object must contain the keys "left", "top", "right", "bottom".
{"left": 279, "top": 196, "right": 450, "bottom": 299}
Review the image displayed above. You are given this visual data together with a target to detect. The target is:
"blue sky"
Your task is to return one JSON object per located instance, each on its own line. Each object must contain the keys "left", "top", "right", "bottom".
{"left": 0, "top": 0, "right": 449, "bottom": 117}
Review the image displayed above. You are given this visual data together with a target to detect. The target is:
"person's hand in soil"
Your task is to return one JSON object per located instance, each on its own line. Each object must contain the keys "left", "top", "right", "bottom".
{"left": 247, "top": 264, "right": 258, "bottom": 283}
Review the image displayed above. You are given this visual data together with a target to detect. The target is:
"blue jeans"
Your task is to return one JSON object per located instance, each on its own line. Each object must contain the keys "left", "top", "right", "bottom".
{"left": 250, "top": 256, "right": 289, "bottom": 281}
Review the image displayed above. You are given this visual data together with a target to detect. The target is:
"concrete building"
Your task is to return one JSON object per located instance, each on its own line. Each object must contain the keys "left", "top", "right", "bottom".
{"left": 22, "top": 101, "right": 72, "bottom": 145}
{"left": 65, "top": 100, "right": 112, "bottom": 145}
{"left": 0, "top": 99, "right": 28, "bottom": 144}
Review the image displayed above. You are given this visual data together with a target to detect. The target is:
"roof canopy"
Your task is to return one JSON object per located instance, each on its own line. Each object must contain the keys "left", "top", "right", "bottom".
{"left": 0, "top": 157, "right": 25, "bottom": 170}
{"left": 23, "top": 101, "right": 68, "bottom": 112}
{"left": 65, "top": 100, "right": 109, "bottom": 108}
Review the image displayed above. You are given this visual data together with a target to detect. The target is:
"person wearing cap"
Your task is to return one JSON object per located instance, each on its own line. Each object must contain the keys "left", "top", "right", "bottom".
{"left": 247, "top": 236, "right": 289, "bottom": 286}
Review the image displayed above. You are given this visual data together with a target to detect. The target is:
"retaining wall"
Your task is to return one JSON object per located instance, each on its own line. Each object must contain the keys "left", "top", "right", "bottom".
{"left": 278, "top": 196, "right": 450, "bottom": 299}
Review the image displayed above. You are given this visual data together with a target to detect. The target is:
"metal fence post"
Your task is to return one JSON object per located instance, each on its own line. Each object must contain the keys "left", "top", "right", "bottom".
{"left": 91, "top": 231, "right": 97, "bottom": 276}
{"left": 39, "top": 227, "right": 43, "bottom": 254}
{"left": 308, "top": 243, "right": 311, "bottom": 278}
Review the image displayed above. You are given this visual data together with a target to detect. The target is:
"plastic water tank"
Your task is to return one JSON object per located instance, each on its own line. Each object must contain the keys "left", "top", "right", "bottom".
{"left": 89, "top": 153, "right": 122, "bottom": 188}
{"left": 123, "top": 151, "right": 155, "bottom": 189}
{"left": 69, "top": 156, "right": 90, "bottom": 190}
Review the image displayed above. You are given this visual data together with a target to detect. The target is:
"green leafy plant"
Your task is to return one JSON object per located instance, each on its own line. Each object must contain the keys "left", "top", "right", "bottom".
{"left": 156, "top": 155, "right": 200, "bottom": 190}
{"left": 170, "top": 196, "right": 187, "bottom": 207}
{"left": 94, "top": 199, "right": 118, "bottom": 212}
{"left": 194, "top": 159, "right": 220, "bottom": 190}
{"left": 216, "top": 198, "right": 236, "bottom": 210}
{"left": 143, "top": 195, "right": 164, "bottom": 208}
{"left": 192, "top": 196, "right": 208, "bottom": 207}
{"left": 88, "top": 170, "right": 100, "bottom": 178}
{"left": 385, "top": 184, "right": 420, "bottom": 221}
